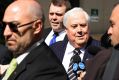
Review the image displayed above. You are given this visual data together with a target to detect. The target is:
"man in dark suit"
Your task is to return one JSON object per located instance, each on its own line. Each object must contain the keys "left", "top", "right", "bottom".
{"left": 84, "top": 3, "right": 119, "bottom": 80}
{"left": 43, "top": 0, "right": 71, "bottom": 46}
{"left": 1, "top": 0, "right": 67, "bottom": 80}
{"left": 50, "top": 7, "right": 100, "bottom": 80}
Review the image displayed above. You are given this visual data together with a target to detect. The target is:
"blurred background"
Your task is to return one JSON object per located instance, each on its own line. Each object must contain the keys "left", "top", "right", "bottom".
{"left": 0, "top": 0, "right": 119, "bottom": 43}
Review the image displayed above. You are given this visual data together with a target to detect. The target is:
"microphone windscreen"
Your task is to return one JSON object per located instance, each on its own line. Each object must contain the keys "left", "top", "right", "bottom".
{"left": 87, "top": 45, "right": 101, "bottom": 55}
{"left": 73, "top": 55, "right": 81, "bottom": 63}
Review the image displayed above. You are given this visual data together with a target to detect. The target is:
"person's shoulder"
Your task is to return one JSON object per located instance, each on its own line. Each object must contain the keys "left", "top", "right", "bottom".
{"left": 91, "top": 37, "right": 100, "bottom": 45}
{"left": 44, "top": 27, "right": 52, "bottom": 32}
{"left": 0, "top": 44, "right": 11, "bottom": 55}
{"left": 50, "top": 35, "right": 68, "bottom": 49}
{"left": 50, "top": 41, "right": 63, "bottom": 48}
{"left": 93, "top": 48, "right": 112, "bottom": 61}
{"left": 42, "top": 27, "right": 52, "bottom": 39}
{"left": 0, "top": 44, "right": 6, "bottom": 48}
{"left": 0, "top": 44, "right": 13, "bottom": 64}
{"left": 86, "top": 36, "right": 101, "bottom": 48}
{"left": 86, "top": 48, "right": 112, "bottom": 69}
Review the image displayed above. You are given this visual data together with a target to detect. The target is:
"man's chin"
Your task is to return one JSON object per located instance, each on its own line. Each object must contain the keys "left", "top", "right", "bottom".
{"left": 7, "top": 46, "right": 17, "bottom": 52}
{"left": 76, "top": 41, "right": 86, "bottom": 46}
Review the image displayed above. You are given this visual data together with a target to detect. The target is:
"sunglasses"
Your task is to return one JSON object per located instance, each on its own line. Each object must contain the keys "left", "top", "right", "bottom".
{"left": 0, "top": 20, "right": 38, "bottom": 32}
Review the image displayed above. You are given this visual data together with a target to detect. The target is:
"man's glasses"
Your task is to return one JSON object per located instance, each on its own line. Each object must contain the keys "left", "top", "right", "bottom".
{"left": 0, "top": 20, "right": 38, "bottom": 32}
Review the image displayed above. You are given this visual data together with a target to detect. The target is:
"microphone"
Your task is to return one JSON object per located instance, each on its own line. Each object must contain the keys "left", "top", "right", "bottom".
{"left": 72, "top": 55, "right": 85, "bottom": 72}
{"left": 72, "top": 54, "right": 86, "bottom": 79}
{"left": 72, "top": 55, "right": 81, "bottom": 72}
{"left": 87, "top": 45, "right": 102, "bottom": 55}
{"left": 72, "top": 54, "right": 81, "bottom": 63}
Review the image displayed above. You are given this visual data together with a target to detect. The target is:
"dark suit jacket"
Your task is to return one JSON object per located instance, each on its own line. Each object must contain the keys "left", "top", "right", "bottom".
{"left": 0, "top": 44, "right": 12, "bottom": 64}
{"left": 50, "top": 36, "right": 100, "bottom": 62}
{"left": 7, "top": 42, "right": 67, "bottom": 80}
{"left": 84, "top": 47, "right": 119, "bottom": 80}
{"left": 42, "top": 27, "right": 51, "bottom": 39}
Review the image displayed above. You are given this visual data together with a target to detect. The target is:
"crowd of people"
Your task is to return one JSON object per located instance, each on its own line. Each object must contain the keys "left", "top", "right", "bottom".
{"left": 0, "top": 0, "right": 118, "bottom": 80}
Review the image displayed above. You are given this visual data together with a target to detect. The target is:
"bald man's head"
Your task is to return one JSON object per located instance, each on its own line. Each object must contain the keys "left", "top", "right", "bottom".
{"left": 4, "top": 0, "right": 44, "bottom": 22}
{"left": 3, "top": 0, "right": 45, "bottom": 55}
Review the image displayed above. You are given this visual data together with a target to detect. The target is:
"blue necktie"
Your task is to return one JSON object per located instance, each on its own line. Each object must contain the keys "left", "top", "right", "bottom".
{"left": 49, "top": 33, "right": 58, "bottom": 45}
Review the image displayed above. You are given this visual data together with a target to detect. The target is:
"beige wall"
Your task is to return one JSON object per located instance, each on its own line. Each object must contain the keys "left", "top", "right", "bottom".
{"left": 37, "top": 0, "right": 51, "bottom": 28}
{"left": 80, "top": 0, "right": 119, "bottom": 34}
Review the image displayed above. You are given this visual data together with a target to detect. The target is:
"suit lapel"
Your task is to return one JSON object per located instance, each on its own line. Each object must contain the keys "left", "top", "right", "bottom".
{"left": 58, "top": 36, "right": 68, "bottom": 62}
{"left": 8, "top": 42, "right": 46, "bottom": 80}
{"left": 60, "top": 36, "right": 68, "bottom": 61}
{"left": 8, "top": 60, "right": 26, "bottom": 80}
{"left": 82, "top": 50, "right": 93, "bottom": 62}
{"left": 83, "top": 37, "right": 100, "bottom": 62}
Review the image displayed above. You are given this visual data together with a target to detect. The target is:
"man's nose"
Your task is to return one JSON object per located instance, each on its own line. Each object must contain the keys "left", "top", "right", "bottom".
{"left": 52, "top": 14, "right": 57, "bottom": 19}
{"left": 4, "top": 25, "right": 12, "bottom": 37}
{"left": 78, "top": 31, "right": 83, "bottom": 35}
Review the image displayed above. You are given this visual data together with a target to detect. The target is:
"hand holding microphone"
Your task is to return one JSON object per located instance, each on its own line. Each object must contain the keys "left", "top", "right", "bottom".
{"left": 78, "top": 71, "right": 86, "bottom": 80}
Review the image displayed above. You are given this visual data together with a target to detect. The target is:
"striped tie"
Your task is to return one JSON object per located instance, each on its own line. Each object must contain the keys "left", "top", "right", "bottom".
{"left": 67, "top": 49, "right": 81, "bottom": 80}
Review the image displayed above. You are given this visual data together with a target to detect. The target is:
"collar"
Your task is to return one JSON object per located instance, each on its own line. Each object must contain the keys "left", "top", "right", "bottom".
{"left": 51, "top": 29, "right": 66, "bottom": 36}
{"left": 65, "top": 42, "right": 75, "bottom": 55}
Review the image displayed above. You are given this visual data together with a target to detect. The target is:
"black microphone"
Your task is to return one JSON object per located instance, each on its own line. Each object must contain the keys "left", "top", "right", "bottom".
{"left": 87, "top": 45, "right": 102, "bottom": 55}
{"left": 72, "top": 54, "right": 86, "bottom": 77}
{"left": 72, "top": 54, "right": 86, "bottom": 71}
{"left": 73, "top": 54, "right": 81, "bottom": 63}
{"left": 72, "top": 55, "right": 81, "bottom": 72}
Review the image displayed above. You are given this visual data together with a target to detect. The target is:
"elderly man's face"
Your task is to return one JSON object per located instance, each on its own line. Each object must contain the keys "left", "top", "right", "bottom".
{"left": 3, "top": 5, "right": 36, "bottom": 55}
{"left": 66, "top": 12, "right": 90, "bottom": 48}
{"left": 108, "top": 5, "right": 119, "bottom": 46}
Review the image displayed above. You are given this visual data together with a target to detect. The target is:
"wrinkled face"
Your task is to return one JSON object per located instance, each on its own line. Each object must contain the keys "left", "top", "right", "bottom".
{"left": 66, "top": 12, "right": 90, "bottom": 48}
{"left": 108, "top": 5, "right": 119, "bottom": 46}
{"left": 49, "top": 3, "right": 66, "bottom": 32}
{"left": 3, "top": 6, "right": 35, "bottom": 55}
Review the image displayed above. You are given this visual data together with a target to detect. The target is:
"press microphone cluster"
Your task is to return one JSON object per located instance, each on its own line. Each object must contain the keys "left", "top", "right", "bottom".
{"left": 72, "top": 54, "right": 85, "bottom": 75}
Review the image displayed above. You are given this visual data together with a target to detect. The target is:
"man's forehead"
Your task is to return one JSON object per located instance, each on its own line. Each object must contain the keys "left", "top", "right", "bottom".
{"left": 110, "top": 6, "right": 119, "bottom": 21}
{"left": 112, "top": 5, "right": 119, "bottom": 14}
{"left": 4, "top": 5, "right": 31, "bottom": 22}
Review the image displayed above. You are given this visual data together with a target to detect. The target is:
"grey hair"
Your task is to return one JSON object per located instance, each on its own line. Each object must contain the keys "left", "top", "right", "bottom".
{"left": 63, "top": 7, "right": 90, "bottom": 27}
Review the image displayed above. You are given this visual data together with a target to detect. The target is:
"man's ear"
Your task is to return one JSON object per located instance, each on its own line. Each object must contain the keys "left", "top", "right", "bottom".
{"left": 33, "top": 19, "right": 42, "bottom": 34}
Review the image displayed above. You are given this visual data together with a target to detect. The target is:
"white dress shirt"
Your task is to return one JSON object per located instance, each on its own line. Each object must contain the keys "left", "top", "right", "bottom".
{"left": 62, "top": 42, "right": 85, "bottom": 72}
{"left": 45, "top": 29, "right": 66, "bottom": 46}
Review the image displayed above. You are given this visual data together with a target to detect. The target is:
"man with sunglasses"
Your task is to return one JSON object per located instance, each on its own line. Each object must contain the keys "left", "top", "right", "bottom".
{"left": 1, "top": 0, "right": 67, "bottom": 80}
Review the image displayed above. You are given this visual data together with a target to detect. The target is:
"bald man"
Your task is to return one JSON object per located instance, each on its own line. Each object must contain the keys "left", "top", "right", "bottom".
{"left": 1, "top": 0, "right": 67, "bottom": 80}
